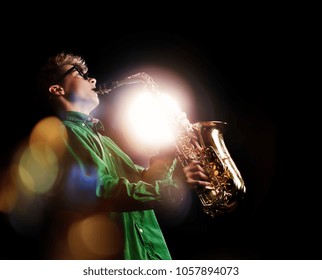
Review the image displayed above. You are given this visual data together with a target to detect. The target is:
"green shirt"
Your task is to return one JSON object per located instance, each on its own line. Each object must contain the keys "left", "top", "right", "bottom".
{"left": 55, "top": 111, "right": 178, "bottom": 260}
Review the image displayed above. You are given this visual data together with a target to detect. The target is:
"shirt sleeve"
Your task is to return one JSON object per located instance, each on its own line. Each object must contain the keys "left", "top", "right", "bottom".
{"left": 61, "top": 127, "right": 181, "bottom": 212}
{"left": 96, "top": 158, "right": 179, "bottom": 211}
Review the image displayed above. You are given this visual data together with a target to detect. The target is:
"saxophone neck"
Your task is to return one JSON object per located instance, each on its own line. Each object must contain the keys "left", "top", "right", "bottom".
{"left": 95, "top": 72, "right": 159, "bottom": 95}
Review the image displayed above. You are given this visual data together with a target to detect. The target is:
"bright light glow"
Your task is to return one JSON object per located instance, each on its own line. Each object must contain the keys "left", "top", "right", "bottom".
{"left": 159, "top": 92, "right": 181, "bottom": 115}
{"left": 127, "top": 92, "right": 181, "bottom": 148}
{"left": 105, "top": 68, "right": 196, "bottom": 159}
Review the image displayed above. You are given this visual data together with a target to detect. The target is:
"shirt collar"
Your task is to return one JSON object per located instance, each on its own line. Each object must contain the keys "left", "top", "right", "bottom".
{"left": 64, "top": 111, "right": 105, "bottom": 131}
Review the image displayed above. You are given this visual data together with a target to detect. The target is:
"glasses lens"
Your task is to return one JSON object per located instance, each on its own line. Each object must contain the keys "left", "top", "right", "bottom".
{"left": 59, "top": 66, "right": 89, "bottom": 82}
{"left": 74, "top": 66, "right": 89, "bottom": 80}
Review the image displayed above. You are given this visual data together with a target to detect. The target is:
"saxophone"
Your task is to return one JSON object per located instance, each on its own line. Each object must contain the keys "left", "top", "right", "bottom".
{"left": 95, "top": 72, "right": 246, "bottom": 218}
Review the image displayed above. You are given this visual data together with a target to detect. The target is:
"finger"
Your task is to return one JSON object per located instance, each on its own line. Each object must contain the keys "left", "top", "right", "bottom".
{"left": 190, "top": 171, "right": 209, "bottom": 181}
{"left": 186, "top": 173, "right": 210, "bottom": 185}
{"left": 183, "top": 160, "right": 203, "bottom": 172}
{"left": 191, "top": 181, "right": 213, "bottom": 193}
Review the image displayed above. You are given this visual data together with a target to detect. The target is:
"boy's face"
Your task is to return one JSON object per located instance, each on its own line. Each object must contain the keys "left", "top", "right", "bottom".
{"left": 60, "top": 65, "right": 99, "bottom": 108}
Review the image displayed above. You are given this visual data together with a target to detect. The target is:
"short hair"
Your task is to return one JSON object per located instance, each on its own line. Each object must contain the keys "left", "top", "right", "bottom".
{"left": 37, "top": 52, "right": 88, "bottom": 96}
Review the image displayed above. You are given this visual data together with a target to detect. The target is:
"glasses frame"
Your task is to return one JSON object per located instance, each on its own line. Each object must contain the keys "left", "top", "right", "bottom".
{"left": 58, "top": 65, "right": 89, "bottom": 83}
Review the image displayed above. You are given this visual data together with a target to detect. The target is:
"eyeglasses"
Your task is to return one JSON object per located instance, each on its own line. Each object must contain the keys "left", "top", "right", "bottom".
{"left": 58, "top": 65, "right": 89, "bottom": 83}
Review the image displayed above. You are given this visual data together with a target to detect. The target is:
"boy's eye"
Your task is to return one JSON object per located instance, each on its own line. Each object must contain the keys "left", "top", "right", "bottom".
{"left": 75, "top": 68, "right": 89, "bottom": 80}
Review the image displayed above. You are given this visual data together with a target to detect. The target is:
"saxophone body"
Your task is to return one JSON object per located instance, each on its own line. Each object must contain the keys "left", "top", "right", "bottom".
{"left": 175, "top": 119, "right": 246, "bottom": 217}
{"left": 96, "top": 72, "right": 246, "bottom": 218}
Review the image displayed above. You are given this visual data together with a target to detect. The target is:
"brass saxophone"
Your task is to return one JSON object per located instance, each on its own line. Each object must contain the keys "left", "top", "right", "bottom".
{"left": 95, "top": 72, "right": 246, "bottom": 218}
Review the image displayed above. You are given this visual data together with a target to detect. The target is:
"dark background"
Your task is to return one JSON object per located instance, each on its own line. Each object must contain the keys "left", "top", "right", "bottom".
{"left": 0, "top": 15, "right": 319, "bottom": 260}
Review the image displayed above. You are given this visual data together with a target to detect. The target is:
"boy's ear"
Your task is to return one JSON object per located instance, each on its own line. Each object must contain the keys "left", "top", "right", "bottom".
{"left": 49, "top": 85, "right": 65, "bottom": 96}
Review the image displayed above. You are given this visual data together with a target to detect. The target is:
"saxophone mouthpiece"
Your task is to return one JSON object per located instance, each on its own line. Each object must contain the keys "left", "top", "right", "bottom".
{"left": 93, "top": 83, "right": 114, "bottom": 95}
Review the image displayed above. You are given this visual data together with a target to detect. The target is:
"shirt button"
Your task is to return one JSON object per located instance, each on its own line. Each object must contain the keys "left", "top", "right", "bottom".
{"left": 139, "top": 228, "right": 143, "bottom": 233}
{"left": 82, "top": 123, "right": 85, "bottom": 126}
